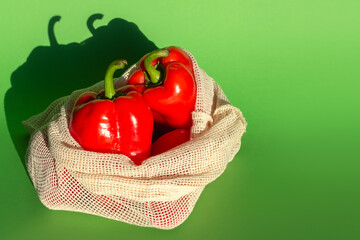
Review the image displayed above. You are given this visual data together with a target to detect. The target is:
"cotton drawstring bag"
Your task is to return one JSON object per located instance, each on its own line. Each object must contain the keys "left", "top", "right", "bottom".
{"left": 23, "top": 48, "right": 247, "bottom": 229}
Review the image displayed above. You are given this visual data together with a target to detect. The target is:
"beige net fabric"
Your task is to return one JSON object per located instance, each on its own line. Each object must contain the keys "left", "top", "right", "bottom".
{"left": 23, "top": 49, "right": 247, "bottom": 229}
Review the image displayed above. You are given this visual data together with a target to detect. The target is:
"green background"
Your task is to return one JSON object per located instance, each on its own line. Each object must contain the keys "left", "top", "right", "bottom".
{"left": 1, "top": 0, "right": 359, "bottom": 239}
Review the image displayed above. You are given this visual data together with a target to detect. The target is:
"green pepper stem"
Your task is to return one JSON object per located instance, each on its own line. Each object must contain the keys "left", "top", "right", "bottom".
{"left": 144, "top": 49, "right": 170, "bottom": 84}
{"left": 104, "top": 60, "right": 128, "bottom": 99}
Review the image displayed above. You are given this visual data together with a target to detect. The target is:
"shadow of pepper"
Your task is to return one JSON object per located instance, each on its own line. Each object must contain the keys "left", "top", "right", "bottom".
{"left": 4, "top": 14, "right": 158, "bottom": 177}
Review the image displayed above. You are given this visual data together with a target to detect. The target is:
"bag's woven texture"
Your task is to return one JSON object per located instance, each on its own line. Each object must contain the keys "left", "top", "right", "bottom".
{"left": 23, "top": 49, "right": 247, "bottom": 229}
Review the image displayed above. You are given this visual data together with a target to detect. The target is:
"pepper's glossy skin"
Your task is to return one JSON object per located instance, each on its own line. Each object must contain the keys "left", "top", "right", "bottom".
{"left": 151, "top": 128, "right": 190, "bottom": 156}
{"left": 127, "top": 56, "right": 158, "bottom": 85}
{"left": 128, "top": 46, "right": 193, "bottom": 84}
{"left": 144, "top": 62, "right": 196, "bottom": 128}
{"left": 127, "top": 70, "right": 145, "bottom": 85}
{"left": 160, "top": 46, "right": 194, "bottom": 74}
{"left": 70, "top": 87, "right": 153, "bottom": 165}
{"left": 128, "top": 47, "right": 196, "bottom": 129}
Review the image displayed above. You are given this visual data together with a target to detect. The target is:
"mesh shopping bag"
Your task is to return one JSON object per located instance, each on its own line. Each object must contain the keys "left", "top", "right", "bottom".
{"left": 23, "top": 48, "right": 247, "bottom": 229}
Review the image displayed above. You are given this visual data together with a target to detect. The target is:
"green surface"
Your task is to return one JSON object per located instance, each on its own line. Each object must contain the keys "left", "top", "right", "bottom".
{"left": 1, "top": 0, "right": 360, "bottom": 239}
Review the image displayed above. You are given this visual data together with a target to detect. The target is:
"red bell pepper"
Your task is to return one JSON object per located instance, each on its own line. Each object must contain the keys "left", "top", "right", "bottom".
{"left": 159, "top": 46, "right": 194, "bottom": 74}
{"left": 151, "top": 128, "right": 190, "bottom": 156}
{"left": 143, "top": 48, "right": 196, "bottom": 129}
{"left": 148, "top": 195, "right": 190, "bottom": 228}
{"left": 69, "top": 60, "right": 153, "bottom": 165}
{"left": 127, "top": 55, "right": 158, "bottom": 85}
{"left": 44, "top": 168, "right": 83, "bottom": 206}
{"left": 128, "top": 47, "right": 196, "bottom": 129}
{"left": 93, "top": 194, "right": 130, "bottom": 215}
{"left": 128, "top": 46, "right": 193, "bottom": 85}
